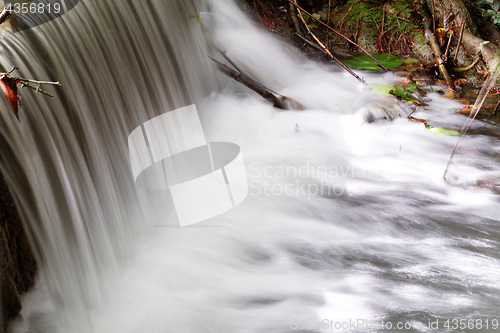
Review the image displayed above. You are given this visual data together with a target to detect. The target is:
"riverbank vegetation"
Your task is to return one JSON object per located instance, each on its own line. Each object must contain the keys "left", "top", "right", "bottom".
{"left": 240, "top": 0, "right": 500, "bottom": 113}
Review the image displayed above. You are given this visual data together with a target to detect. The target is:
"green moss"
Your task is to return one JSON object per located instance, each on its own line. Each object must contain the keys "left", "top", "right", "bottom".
{"left": 412, "top": 32, "right": 426, "bottom": 46}
{"left": 337, "top": 0, "right": 424, "bottom": 55}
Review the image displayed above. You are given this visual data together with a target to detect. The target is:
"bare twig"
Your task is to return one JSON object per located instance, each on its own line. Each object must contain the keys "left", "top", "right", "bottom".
{"left": 289, "top": 2, "right": 302, "bottom": 34}
{"left": 354, "top": 12, "right": 362, "bottom": 43}
{"left": 293, "top": 32, "right": 325, "bottom": 52}
{"left": 286, "top": 0, "right": 389, "bottom": 71}
{"left": 19, "top": 82, "right": 54, "bottom": 98}
{"left": 395, "top": 16, "right": 414, "bottom": 24}
{"left": 294, "top": 0, "right": 330, "bottom": 56}
{"left": 327, "top": 0, "right": 332, "bottom": 43}
{"left": 453, "top": 24, "right": 465, "bottom": 62}
{"left": 0, "top": 67, "right": 60, "bottom": 98}
{"left": 292, "top": 0, "right": 366, "bottom": 84}
{"left": 221, "top": 51, "right": 243, "bottom": 74}
{"left": 444, "top": 31, "right": 453, "bottom": 59}
{"left": 0, "top": 66, "right": 19, "bottom": 76}
{"left": 431, "top": 0, "right": 435, "bottom": 32}
{"left": 493, "top": 101, "right": 500, "bottom": 115}
{"left": 0, "top": 5, "right": 11, "bottom": 25}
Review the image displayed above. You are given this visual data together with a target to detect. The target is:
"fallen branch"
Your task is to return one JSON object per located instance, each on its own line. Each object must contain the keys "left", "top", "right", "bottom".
{"left": 423, "top": 18, "right": 454, "bottom": 89}
{"left": 209, "top": 56, "right": 305, "bottom": 110}
{"left": 286, "top": 0, "right": 389, "bottom": 72}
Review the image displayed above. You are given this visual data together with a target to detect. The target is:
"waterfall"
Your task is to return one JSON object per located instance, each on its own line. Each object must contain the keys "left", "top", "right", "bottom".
{"left": 0, "top": 0, "right": 217, "bottom": 330}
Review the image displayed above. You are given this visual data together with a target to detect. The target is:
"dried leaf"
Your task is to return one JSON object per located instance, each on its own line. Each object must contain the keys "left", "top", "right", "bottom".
{"left": 408, "top": 116, "right": 428, "bottom": 125}
{"left": 0, "top": 76, "right": 20, "bottom": 121}
{"left": 435, "top": 29, "right": 446, "bottom": 47}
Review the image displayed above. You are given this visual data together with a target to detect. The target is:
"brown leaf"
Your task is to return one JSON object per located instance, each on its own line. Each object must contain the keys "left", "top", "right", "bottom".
{"left": 0, "top": 76, "right": 20, "bottom": 122}
{"left": 408, "top": 116, "right": 428, "bottom": 126}
{"left": 435, "top": 29, "right": 446, "bottom": 48}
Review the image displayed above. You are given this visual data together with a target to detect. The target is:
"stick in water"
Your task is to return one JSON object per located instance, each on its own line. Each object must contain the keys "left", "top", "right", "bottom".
{"left": 443, "top": 71, "right": 500, "bottom": 179}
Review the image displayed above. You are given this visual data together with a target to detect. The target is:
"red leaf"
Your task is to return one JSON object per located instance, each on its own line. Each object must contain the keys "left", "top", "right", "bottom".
{"left": 0, "top": 76, "right": 20, "bottom": 122}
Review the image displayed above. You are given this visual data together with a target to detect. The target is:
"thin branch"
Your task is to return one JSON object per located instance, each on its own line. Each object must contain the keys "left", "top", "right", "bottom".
{"left": 19, "top": 82, "right": 54, "bottom": 98}
{"left": 0, "top": 67, "right": 60, "bottom": 98}
{"left": 294, "top": 32, "right": 325, "bottom": 52}
{"left": 294, "top": 0, "right": 329, "bottom": 55}
{"left": 327, "top": 0, "right": 331, "bottom": 44}
{"left": 221, "top": 51, "right": 243, "bottom": 74}
{"left": 292, "top": 0, "right": 366, "bottom": 84}
{"left": 0, "top": 66, "right": 20, "bottom": 76}
{"left": 444, "top": 31, "right": 453, "bottom": 59}
{"left": 444, "top": 71, "right": 499, "bottom": 179}
{"left": 0, "top": 5, "right": 11, "bottom": 25}
{"left": 453, "top": 24, "right": 465, "bottom": 62}
{"left": 14, "top": 78, "right": 60, "bottom": 86}
{"left": 432, "top": 0, "right": 435, "bottom": 32}
{"left": 286, "top": 0, "right": 389, "bottom": 71}
{"left": 493, "top": 100, "right": 500, "bottom": 115}
{"left": 289, "top": 1, "right": 302, "bottom": 34}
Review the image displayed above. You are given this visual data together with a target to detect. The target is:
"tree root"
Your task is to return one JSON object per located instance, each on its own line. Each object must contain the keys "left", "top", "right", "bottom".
{"left": 453, "top": 55, "right": 480, "bottom": 73}
{"left": 426, "top": 0, "right": 500, "bottom": 72}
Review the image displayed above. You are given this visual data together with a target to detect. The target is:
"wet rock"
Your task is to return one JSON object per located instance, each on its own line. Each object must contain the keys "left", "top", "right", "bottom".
{"left": 0, "top": 172, "right": 37, "bottom": 331}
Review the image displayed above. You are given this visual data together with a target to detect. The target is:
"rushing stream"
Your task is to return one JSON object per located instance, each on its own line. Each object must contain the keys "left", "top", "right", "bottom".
{"left": 1, "top": 0, "right": 500, "bottom": 332}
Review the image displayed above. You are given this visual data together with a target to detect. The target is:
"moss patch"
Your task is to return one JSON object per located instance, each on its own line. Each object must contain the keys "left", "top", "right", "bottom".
{"left": 331, "top": 0, "right": 427, "bottom": 56}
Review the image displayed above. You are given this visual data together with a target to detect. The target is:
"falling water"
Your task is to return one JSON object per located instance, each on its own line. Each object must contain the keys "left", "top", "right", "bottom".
{"left": 0, "top": 0, "right": 216, "bottom": 330}
{"left": 1, "top": 0, "right": 500, "bottom": 333}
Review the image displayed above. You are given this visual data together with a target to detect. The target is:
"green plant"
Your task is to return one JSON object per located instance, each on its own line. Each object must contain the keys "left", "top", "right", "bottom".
{"left": 476, "top": 0, "right": 500, "bottom": 11}
{"left": 476, "top": 0, "right": 500, "bottom": 26}
{"left": 343, "top": 54, "right": 404, "bottom": 70}
{"left": 298, "top": 12, "right": 320, "bottom": 29}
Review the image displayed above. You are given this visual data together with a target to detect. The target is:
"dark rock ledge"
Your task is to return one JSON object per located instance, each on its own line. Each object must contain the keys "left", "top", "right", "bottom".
{"left": 0, "top": 171, "right": 37, "bottom": 332}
